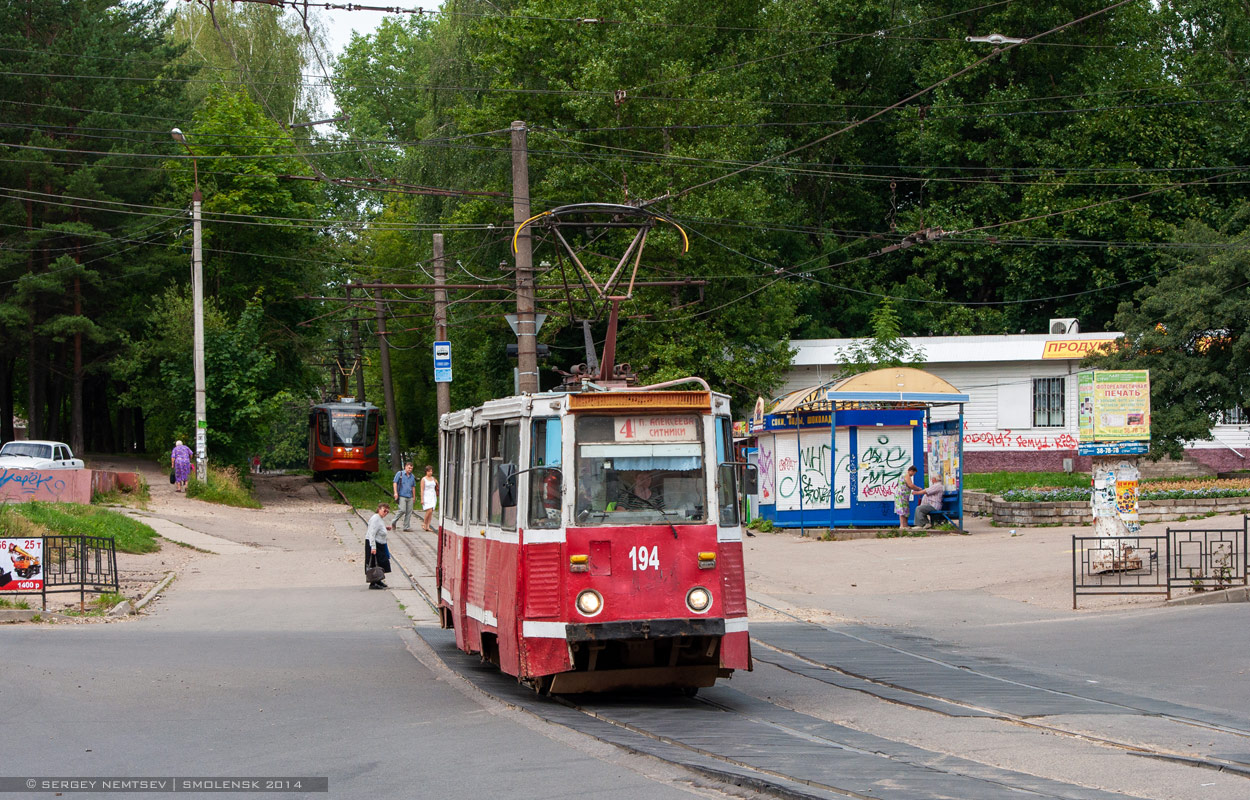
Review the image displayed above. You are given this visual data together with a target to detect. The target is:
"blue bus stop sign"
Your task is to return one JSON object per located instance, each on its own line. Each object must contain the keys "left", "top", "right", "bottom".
{"left": 433, "top": 340, "right": 452, "bottom": 383}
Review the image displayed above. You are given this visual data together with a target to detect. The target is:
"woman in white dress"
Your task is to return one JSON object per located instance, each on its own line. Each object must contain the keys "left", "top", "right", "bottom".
{"left": 420, "top": 465, "right": 439, "bottom": 532}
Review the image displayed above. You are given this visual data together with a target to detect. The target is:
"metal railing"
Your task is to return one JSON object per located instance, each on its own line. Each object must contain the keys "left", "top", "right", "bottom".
{"left": 1073, "top": 517, "right": 1249, "bottom": 607}
{"left": 1073, "top": 535, "right": 1169, "bottom": 608}
{"left": 1, "top": 535, "right": 119, "bottom": 611}
{"left": 1168, "top": 524, "right": 1248, "bottom": 594}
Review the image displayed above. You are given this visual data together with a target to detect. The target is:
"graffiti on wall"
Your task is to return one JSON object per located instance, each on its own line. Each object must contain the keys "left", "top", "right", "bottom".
{"left": 773, "top": 430, "right": 851, "bottom": 512}
{"left": 963, "top": 430, "right": 1079, "bottom": 450}
{"left": 857, "top": 428, "right": 913, "bottom": 501}
{"left": 757, "top": 439, "right": 776, "bottom": 503}
{"left": 0, "top": 468, "right": 71, "bottom": 501}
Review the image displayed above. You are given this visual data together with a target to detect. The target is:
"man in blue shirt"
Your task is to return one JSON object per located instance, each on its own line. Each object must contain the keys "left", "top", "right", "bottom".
{"left": 393, "top": 462, "right": 417, "bottom": 531}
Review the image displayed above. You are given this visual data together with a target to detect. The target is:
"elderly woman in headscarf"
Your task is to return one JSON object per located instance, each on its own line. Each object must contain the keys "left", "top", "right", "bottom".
{"left": 171, "top": 439, "right": 194, "bottom": 493}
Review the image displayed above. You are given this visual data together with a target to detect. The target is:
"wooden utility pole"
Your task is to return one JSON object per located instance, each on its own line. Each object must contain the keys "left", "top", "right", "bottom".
{"left": 432, "top": 233, "right": 450, "bottom": 421}
{"left": 374, "top": 289, "right": 401, "bottom": 472}
{"left": 511, "top": 120, "right": 539, "bottom": 394}
{"left": 347, "top": 284, "right": 365, "bottom": 400}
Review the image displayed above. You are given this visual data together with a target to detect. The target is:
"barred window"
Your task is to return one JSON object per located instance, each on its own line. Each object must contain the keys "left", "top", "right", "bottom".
{"left": 1033, "top": 377, "right": 1066, "bottom": 427}
{"left": 1222, "top": 407, "right": 1248, "bottom": 425}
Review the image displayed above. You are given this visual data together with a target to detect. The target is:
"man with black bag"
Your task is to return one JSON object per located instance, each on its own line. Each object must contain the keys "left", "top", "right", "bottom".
{"left": 365, "top": 502, "right": 392, "bottom": 590}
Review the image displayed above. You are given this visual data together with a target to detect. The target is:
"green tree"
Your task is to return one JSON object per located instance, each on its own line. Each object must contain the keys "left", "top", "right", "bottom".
{"left": 836, "top": 298, "right": 927, "bottom": 374}
{"left": 0, "top": 0, "right": 194, "bottom": 451}
{"left": 1090, "top": 205, "right": 1250, "bottom": 457}
{"left": 114, "top": 288, "right": 289, "bottom": 467}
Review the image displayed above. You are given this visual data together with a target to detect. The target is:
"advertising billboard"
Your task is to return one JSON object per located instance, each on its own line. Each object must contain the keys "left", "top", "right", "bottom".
{"left": 1078, "top": 370, "right": 1150, "bottom": 443}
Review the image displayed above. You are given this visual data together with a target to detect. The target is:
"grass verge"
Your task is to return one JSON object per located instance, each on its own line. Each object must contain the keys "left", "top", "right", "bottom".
{"left": 187, "top": 465, "right": 261, "bottom": 509}
{"left": 964, "top": 471, "right": 1090, "bottom": 494}
{"left": 330, "top": 474, "right": 393, "bottom": 511}
{"left": 0, "top": 501, "right": 160, "bottom": 554}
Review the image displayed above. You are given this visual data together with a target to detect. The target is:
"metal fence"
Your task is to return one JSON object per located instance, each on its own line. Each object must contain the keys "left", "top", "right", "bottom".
{"left": 1073, "top": 535, "right": 1169, "bottom": 608}
{"left": 1168, "top": 524, "right": 1248, "bottom": 594}
{"left": 1073, "top": 517, "right": 1249, "bottom": 607}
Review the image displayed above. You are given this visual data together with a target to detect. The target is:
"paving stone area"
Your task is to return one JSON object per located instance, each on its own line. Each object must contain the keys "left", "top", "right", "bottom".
{"left": 415, "top": 624, "right": 1144, "bottom": 800}
{"left": 753, "top": 621, "right": 1250, "bottom": 733}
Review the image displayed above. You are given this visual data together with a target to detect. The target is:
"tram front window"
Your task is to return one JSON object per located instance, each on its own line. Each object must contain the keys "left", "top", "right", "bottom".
{"left": 574, "top": 415, "right": 706, "bottom": 525}
{"left": 330, "top": 412, "right": 366, "bottom": 446}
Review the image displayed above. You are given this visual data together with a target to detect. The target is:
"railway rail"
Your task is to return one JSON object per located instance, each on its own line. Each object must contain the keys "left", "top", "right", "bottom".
{"left": 324, "top": 476, "right": 1250, "bottom": 800}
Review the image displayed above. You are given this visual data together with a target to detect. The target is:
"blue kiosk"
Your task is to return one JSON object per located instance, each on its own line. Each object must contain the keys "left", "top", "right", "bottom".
{"left": 752, "top": 368, "right": 969, "bottom": 530}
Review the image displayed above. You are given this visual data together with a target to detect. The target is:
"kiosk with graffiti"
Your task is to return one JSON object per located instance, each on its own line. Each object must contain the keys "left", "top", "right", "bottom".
{"left": 749, "top": 368, "right": 969, "bottom": 528}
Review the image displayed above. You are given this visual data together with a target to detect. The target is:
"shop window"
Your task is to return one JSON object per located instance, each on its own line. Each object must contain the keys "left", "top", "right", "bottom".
{"left": 1032, "top": 377, "right": 1065, "bottom": 427}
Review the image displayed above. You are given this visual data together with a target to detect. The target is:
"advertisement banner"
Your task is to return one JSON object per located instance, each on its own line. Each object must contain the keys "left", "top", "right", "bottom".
{"left": 1078, "top": 370, "right": 1150, "bottom": 442}
{"left": 1, "top": 537, "right": 43, "bottom": 592}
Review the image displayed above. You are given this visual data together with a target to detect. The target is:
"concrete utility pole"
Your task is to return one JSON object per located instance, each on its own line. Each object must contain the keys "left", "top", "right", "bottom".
{"left": 374, "top": 289, "right": 402, "bottom": 472}
{"left": 172, "top": 127, "right": 208, "bottom": 480}
{"left": 511, "top": 120, "right": 539, "bottom": 394}
{"left": 432, "top": 234, "right": 450, "bottom": 421}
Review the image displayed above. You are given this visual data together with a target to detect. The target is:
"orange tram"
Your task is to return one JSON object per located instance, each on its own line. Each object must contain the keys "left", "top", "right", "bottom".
{"left": 436, "top": 383, "right": 753, "bottom": 693}
{"left": 308, "top": 401, "right": 381, "bottom": 477}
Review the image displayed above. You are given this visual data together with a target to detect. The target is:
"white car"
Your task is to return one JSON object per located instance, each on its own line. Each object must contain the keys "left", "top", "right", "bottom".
{"left": 0, "top": 440, "right": 85, "bottom": 470}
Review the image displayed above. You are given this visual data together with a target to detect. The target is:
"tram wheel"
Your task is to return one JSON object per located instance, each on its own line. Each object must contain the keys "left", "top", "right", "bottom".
{"left": 681, "top": 686, "right": 699, "bottom": 698}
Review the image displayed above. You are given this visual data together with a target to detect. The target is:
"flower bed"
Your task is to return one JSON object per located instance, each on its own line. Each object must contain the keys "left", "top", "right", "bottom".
{"left": 1003, "top": 486, "right": 1250, "bottom": 503}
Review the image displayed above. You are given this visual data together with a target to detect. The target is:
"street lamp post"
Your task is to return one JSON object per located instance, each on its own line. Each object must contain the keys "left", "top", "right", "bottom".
{"left": 171, "top": 128, "right": 208, "bottom": 480}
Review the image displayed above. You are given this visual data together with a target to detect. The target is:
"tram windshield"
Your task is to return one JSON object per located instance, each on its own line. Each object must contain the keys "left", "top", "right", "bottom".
{"left": 574, "top": 415, "right": 706, "bottom": 525}
{"left": 330, "top": 411, "right": 368, "bottom": 446}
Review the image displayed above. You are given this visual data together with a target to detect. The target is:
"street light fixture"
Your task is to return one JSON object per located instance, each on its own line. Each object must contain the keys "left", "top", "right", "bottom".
{"left": 171, "top": 127, "right": 208, "bottom": 481}
{"left": 965, "top": 33, "right": 1025, "bottom": 45}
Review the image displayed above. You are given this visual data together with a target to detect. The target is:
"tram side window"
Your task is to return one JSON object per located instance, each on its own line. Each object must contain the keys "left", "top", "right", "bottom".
{"left": 367, "top": 412, "right": 378, "bottom": 446}
{"left": 528, "top": 418, "right": 562, "bottom": 529}
{"left": 488, "top": 422, "right": 520, "bottom": 529}
{"left": 441, "top": 431, "right": 460, "bottom": 523}
{"left": 470, "top": 426, "right": 489, "bottom": 524}
{"left": 317, "top": 412, "right": 331, "bottom": 447}
{"left": 716, "top": 416, "right": 740, "bottom": 527}
{"left": 447, "top": 430, "right": 464, "bottom": 522}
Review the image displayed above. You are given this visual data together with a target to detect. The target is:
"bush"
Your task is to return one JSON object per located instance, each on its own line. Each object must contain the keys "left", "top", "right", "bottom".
{"left": 186, "top": 465, "right": 261, "bottom": 509}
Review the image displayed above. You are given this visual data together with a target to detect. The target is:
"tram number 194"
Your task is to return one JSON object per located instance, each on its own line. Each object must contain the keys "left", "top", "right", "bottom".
{"left": 628, "top": 545, "right": 660, "bottom": 571}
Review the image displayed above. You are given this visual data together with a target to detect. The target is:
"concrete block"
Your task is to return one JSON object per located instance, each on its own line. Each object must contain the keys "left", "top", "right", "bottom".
{"left": 107, "top": 600, "right": 134, "bottom": 617}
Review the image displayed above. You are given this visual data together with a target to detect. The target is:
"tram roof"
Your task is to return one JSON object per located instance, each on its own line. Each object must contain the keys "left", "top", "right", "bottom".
{"left": 311, "top": 400, "right": 378, "bottom": 412}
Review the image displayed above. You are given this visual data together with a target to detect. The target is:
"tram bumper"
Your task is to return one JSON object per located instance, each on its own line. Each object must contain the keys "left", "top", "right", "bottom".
{"left": 565, "top": 617, "right": 724, "bottom": 642}
{"left": 546, "top": 618, "right": 731, "bottom": 693}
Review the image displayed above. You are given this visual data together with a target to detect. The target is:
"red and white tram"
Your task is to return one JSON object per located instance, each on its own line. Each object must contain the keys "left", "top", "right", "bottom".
{"left": 436, "top": 383, "right": 752, "bottom": 693}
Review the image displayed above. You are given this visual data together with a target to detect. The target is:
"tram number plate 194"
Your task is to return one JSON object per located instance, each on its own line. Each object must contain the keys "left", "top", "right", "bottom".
{"left": 629, "top": 545, "right": 660, "bottom": 571}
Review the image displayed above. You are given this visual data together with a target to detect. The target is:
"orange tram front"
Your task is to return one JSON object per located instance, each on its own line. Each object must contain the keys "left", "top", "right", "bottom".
{"left": 436, "top": 387, "right": 752, "bottom": 693}
{"left": 308, "top": 401, "right": 380, "bottom": 477}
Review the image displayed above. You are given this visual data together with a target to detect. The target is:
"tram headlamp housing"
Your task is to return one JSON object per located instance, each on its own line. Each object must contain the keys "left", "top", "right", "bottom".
{"left": 686, "top": 586, "right": 712, "bottom": 613}
{"left": 575, "top": 589, "right": 603, "bottom": 617}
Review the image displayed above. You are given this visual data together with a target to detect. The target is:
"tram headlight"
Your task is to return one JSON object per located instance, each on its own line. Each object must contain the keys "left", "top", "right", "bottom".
{"left": 575, "top": 589, "right": 603, "bottom": 617}
{"left": 686, "top": 586, "right": 712, "bottom": 613}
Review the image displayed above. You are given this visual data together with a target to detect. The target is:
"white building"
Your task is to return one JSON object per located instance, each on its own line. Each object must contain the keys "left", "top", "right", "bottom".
{"left": 780, "top": 332, "right": 1249, "bottom": 472}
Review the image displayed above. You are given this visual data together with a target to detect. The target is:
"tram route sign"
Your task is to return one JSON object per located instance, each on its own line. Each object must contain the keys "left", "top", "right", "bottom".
{"left": 433, "top": 340, "right": 452, "bottom": 383}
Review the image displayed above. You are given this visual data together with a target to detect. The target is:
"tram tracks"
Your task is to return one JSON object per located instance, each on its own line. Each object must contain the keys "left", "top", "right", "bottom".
{"left": 315, "top": 483, "right": 1250, "bottom": 798}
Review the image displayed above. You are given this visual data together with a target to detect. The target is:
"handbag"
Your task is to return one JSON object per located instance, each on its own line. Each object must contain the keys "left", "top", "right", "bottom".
{"left": 169, "top": 470, "right": 176, "bottom": 484}
{"left": 364, "top": 551, "right": 385, "bottom": 584}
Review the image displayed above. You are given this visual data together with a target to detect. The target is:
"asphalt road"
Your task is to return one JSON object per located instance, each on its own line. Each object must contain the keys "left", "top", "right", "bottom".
{"left": 0, "top": 473, "right": 727, "bottom": 800}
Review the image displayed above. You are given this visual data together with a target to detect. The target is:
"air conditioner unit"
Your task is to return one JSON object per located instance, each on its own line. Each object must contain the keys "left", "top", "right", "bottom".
{"left": 1050, "top": 318, "right": 1079, "bottom": 335}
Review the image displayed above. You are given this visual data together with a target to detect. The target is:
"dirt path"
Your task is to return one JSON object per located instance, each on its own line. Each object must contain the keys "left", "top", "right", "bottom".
{"left": 52, "top": 458, "right": 359, "bottom": 617}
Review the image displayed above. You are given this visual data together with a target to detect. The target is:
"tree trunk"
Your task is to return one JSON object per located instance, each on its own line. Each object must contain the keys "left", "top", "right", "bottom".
{"left": 27, "top": 327, "right": 42, "bottom": 438}
{"left": 71, "top": 275, "right": 84, "bottom": 454}
{"left": 134, "top": 408, "right": 145, "bottom": 454}
{"left": 0, "top": 355, "right": 13, "bottom": 442}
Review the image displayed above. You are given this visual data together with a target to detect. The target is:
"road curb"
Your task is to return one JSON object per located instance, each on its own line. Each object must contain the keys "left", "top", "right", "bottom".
{"left": 134, "top": 571, "right": 176, "bottom": 612}
{"left": 1166, "top": 586, "right": 1250, "bottom": 606}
